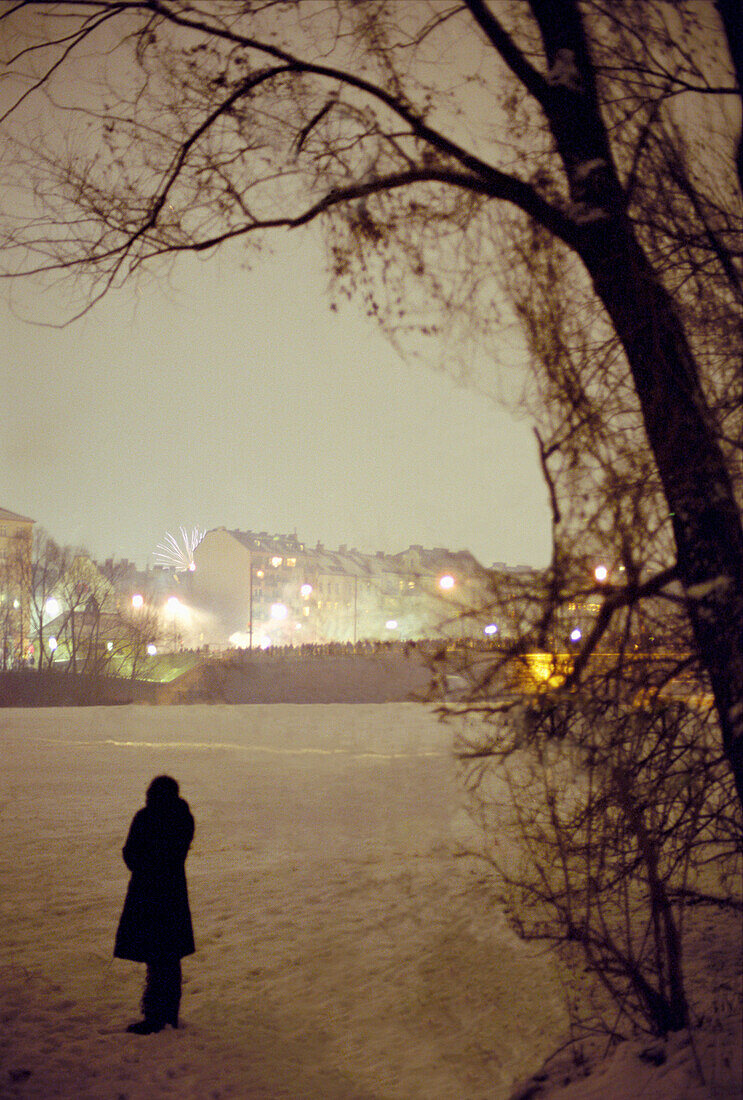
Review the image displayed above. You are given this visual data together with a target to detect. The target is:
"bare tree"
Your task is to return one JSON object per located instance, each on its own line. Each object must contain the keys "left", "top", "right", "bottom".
{"left": 1, "top": 1, "right": 743, "bottom": 804}
{"left": 25, "top": 528, "right": 70, "bottom": 670}
{"left": 0, "top": 526, "right": 33, "bottom": 668}
{"left": 118, "top": 599, "right": 162, "bottom": 680}
{"left": 54, "top": 553, "right": 121, "bottom": 675}
{"left": 454, "top": 681, "right": 742, "bottom": 1038}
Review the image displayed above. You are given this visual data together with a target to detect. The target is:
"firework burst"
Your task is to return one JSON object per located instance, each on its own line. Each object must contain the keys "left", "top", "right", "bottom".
{"left": 154, "top": 526, "right": 205, "bottom": 571}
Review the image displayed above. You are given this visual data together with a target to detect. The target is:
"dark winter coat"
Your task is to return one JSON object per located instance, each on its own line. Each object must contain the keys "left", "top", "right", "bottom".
{"left": 114, "top": 793, "right": 195, "bottom": 963}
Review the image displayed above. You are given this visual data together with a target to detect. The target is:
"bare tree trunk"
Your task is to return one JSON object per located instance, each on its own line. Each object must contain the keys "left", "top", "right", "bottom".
{"left": 529, "top": 0, "right": 743, "bottom": 809}
{"left": 716, "top": 0, "right": 743, "bottom": 196}
{"left": 579, "top": 220, "right": 743, "bottom": 808}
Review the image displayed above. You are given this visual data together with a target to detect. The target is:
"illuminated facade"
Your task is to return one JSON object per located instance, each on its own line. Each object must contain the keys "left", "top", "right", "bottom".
{"left": 184, "top": 527, "right": 499, "bottom": 647}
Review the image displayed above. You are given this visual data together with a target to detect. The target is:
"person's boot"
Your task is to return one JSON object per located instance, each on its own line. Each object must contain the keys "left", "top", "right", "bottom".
{"left": 126, "top": 1018, "right": 165, "bottom": 1035}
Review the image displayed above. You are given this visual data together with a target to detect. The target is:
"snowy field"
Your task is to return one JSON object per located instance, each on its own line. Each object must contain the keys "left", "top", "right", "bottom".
{"left": 1, "top": 704, "right": 740, "bottom": 1100}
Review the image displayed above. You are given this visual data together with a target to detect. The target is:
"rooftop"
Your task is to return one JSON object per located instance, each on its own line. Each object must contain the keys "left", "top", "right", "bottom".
{"left": 0, "top": 506, "right": 35, "bottom": 525}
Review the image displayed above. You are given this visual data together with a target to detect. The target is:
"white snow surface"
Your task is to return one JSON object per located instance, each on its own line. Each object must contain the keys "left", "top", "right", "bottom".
{"left": 1, "top": 703, "right": 740, "bottom": 1100}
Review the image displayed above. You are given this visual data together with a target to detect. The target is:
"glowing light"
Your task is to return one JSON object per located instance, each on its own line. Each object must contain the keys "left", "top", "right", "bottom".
{"left": 270, "top": 602, "right": 288, "bottom": 620}
{"left": 45, "top": 597, "right": 60, "bottom": 617}
{"left": 131, "top": 594, "right": 144, "bottom": 609}
{"left": 594, "top": 565, "right": 609, "bottom": 583}
{"left": 385, "top": 619, "right": 398, "bottom": 630}
{"left": 256, "top": 569, "right": 265, "bottom": 579}
{"left": 107, "top": 641, "right": 113, "bottom": 651}
{"left": 300, "top": 584, "right": 313, "bottom": 598}
{"left": 146, "top": 643, "right": 157, "bottom": 656}
{"left": 259, "top": 636, "right": 271, "bottom": 650}
{"left": 484, "top": 623, "right": 498, "bottom": 635}
{"left": 524, "top": 652, "right": 571, "bottom": 688}
{"left": 438, "top": 574, "right": 455, "bottom": 591}
{"left": 167, "top": 596, "right": 181, "bottom": 611}
{"left": 271, "top": 556, "right": 283, "bottom": 567}
{"left": 154, "top": 526, "right": 205, "bottom": 572}
{"left": 48, "top": 636, "right": 57, "bottom": 651}
{"left": 570, "top": 628, "right": 582, "bottom": 642}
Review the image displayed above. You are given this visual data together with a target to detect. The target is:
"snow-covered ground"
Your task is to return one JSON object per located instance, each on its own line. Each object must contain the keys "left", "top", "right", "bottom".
{"left": 0, "top": 704, "right": 740, "bottom": 1099}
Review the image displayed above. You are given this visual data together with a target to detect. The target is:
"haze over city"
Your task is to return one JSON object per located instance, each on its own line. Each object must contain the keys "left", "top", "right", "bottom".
{"left": 1, "top": 230, "right": 551, "bottom": 570}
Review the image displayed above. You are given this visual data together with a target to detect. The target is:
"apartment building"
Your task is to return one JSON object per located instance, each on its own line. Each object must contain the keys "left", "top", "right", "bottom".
{"left": 184, "top": 526, "right": 502, "bottom": 647}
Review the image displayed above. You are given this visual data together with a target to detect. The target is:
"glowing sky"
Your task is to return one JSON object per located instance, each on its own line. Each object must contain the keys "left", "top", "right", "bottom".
{"left": 1, "top": 230, "right": 551, "bottom": 570}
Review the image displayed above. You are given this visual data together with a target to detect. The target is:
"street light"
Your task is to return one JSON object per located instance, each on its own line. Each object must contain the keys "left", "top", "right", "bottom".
{"left": 438, "top": 574, "right": 455, "bottom": 591}
{"left": 594, "top": 565, "right": 609, "bottom": 583}
{"left": 166, "top": 596, "right": 182, "bottom": 649}
{"left": 131, "top": 593, "right": 144, "bottom": 609}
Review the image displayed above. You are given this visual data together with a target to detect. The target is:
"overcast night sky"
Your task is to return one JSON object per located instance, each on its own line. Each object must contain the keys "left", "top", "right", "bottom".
{"left": 1, "top": 223, "right": 551, "bottom": 570}
{"left": 0, "top": 4, "right": 556, "bottom": 572}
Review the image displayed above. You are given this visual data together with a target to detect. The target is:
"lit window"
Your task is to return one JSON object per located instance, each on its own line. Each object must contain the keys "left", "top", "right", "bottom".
{"left": 271, "top": 556, "right": 282, "bottom": 567}
{"left": 287, "top": 558, "right": 296, "bottom": 567}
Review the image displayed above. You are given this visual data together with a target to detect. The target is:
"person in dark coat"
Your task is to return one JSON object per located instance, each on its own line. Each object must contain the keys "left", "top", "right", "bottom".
{"left": 115, "top": 775, "right": 195, "bottom": 1034}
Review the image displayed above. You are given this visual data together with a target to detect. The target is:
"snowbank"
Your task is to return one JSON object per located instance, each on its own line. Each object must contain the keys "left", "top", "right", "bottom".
{"left": 0, "top": 704, "right": 740, "bottom": 1099}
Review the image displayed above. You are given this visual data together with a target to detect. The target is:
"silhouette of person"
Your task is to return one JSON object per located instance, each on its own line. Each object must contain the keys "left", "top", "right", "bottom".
{"left": 114, "top": 775, "right": 195, "bottom": 1034}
